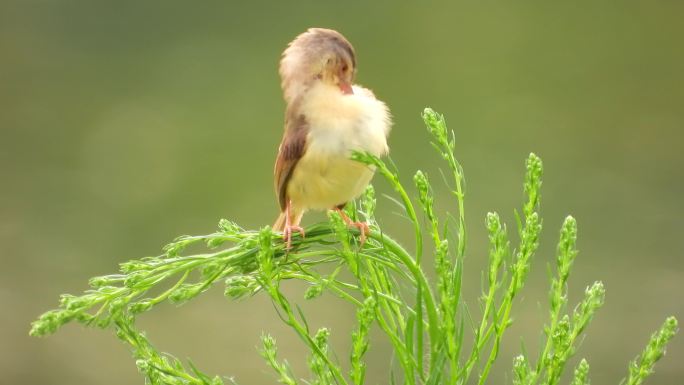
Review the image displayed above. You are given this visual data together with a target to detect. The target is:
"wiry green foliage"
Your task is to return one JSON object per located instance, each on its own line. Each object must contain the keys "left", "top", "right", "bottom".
{"left": 625, "top": 317, "right": 678, "bottom": 385}
{"left": 570, "top": 359, "right": 590, "bottom": 385}
{"left": 261, "top": 334, "right": 297, "bottom": 385}
{"left": 30, "top": 109, "right": 677, "bottom": 385}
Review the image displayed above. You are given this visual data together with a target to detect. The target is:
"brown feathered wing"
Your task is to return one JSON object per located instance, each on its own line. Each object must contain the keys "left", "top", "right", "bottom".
{"left": 273, "top": 113, "right": 308, "bottom": 230}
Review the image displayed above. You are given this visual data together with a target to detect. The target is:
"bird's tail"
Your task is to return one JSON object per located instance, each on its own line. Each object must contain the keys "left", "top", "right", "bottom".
{"left": 273, "top": 212, "right": 287, "bottom": 231}
{"left": 273, "top": 210, "right": 304, "bottom": 231}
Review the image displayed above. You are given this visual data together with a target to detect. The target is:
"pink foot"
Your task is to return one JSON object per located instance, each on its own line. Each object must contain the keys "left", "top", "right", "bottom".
{"left": 348, "top": 221, "right": 370, "bottom": 246}
{"left": 283, "top": 225, "right": 305, "bottom": 249}
{"left": 281, "top": 199, "right": 304, "bottom": 249}
{"left": 335, "top": 208, "right": 370, "bottom": 246}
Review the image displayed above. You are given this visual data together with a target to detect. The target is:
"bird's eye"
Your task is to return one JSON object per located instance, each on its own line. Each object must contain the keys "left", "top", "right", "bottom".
{"left": 342, "top": 64, "right": 348, "bottom": 72}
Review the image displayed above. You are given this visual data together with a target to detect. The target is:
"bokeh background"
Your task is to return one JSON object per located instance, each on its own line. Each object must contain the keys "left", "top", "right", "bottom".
{"left": 2, "top": 1, "right": 683, "bottom": 384}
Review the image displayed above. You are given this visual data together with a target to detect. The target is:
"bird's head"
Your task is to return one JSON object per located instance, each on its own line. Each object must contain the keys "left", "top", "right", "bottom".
{"left": 280, "top": 28, "right": 356, "bottom": 103}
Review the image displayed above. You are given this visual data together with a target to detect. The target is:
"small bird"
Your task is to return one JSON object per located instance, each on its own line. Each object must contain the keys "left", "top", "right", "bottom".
{"left": 273, "top": 28, "right": 392, "bottom": 248}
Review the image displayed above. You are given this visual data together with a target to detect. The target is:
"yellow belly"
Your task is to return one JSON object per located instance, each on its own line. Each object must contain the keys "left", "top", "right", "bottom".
{"left": 287, "top": 82, "right": 390, "bottom": 213}
{"left": 287, "top": 152, "right": 374, "bottom": 211}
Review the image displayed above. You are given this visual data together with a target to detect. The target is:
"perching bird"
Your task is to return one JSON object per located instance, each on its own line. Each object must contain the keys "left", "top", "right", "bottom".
{"left": 273, "top": 28, "right": 392, "bottom": 248}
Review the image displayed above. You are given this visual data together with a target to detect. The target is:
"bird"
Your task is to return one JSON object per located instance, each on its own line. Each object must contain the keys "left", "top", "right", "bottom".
{"left": 272, "top": 28, "right": 392, "bottom": 248}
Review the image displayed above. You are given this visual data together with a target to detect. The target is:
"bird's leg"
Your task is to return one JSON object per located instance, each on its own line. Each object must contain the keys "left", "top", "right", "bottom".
{"left": 283, "top": 200, "right": 305, "bottom": 249}
{"left": 334, "top": 207, "right": 370, "bottom": 246}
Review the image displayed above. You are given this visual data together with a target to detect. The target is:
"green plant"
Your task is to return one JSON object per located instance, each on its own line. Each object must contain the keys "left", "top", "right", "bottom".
{"left": 30, "top": 108, "right": 677, "bottom": 385}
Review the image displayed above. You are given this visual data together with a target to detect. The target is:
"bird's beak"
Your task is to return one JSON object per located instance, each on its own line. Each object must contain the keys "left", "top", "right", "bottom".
{"left": 339, "top": 81, "right": 354, "bottom": 95}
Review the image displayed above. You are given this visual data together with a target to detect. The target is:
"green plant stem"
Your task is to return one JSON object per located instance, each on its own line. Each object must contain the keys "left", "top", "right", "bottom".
{"left": 268, "top": 285, "right": 349, "bottom": 385}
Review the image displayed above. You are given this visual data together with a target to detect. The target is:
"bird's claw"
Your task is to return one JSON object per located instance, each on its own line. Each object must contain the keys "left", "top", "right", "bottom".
{"left": 283, "top": 225, "right": 305, "bottom": 249}
{"left": 348, "top": 221, "right": 370, "bottom": 246}
{"left": 335, "top": 208, "right": 370, "bottom": 247}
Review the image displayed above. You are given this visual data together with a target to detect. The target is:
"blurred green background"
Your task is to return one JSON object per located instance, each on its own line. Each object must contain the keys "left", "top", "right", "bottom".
{"left": 2, "top": 1, "right": 683, "bottom": 384}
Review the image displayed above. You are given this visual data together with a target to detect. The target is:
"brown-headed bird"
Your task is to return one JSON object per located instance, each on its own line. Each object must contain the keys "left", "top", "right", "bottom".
{"left": 273, "top": 28, "right": 392, "bottom": 248}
